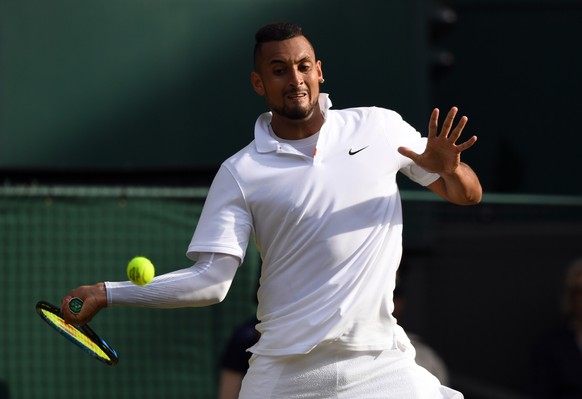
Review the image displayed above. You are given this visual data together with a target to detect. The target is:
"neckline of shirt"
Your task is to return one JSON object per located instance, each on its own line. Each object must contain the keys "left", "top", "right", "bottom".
{"left": 268, "top": 125, "right": 320, "bottom": 157}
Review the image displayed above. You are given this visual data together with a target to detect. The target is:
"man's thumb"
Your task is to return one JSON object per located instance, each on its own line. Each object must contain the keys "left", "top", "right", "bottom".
{"left": 397, "top": 146, "right": 418, "bottom": 161}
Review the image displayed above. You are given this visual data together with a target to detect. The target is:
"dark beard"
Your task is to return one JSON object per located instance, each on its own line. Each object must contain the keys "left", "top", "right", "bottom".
{"left": 269, "top": 95, "right": 316, "bottom": 120}
{"left": 277, "top": 104, "right": 314, "bottom": 120}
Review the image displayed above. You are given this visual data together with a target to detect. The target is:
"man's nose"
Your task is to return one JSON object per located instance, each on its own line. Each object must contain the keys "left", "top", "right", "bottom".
{"left": 289, "top": 69, "right": 304, "bottom": 87}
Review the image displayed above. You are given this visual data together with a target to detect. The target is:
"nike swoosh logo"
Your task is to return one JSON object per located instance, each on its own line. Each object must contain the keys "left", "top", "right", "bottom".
{"left": 348, "top": 146, "right": 369, "bottom": 155}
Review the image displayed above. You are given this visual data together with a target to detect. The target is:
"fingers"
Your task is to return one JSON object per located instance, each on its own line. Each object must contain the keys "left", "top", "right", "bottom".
{"left": 61, "top": 295, "right": 82, "bottom": 324}
{"left": 456, "top": 135, "right": 478, "bottom": 152}
{"left": 448, "top": 115, "right": 468, "bottom": 142}
{"left": 61, "top": 283, "right": 107, "bottom": 325}
{"left": 61, "top": 289, "right": 89, "bottom": 325}
{"left": 397, "top": 146, "right": 419, "bottom": 161}
{"left": 440, "top": 106, "right": 458, "bottom": 138}
{"left": 428, "top": 108, "right": 440, "bottom": 138}
{"left": 431, "top": 106, "right": 471, "bottom": 143}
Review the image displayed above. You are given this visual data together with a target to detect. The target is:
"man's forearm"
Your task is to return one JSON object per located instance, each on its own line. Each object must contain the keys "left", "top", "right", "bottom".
{"left": 435, "top": 162, "right": 482, "bottom": 205}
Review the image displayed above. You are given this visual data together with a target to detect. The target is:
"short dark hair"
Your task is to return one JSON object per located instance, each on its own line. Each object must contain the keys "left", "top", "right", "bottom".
{"left": 253, "top": 22, "right": 310, "bottom": 69}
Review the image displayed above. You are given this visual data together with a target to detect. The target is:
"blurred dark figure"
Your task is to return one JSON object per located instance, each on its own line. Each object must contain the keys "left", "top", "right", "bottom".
{"left": 393, "top": 285, "right": 450, "bottom": 385}
{"left": 217, "top": 318, "right": 260, "bottom": 399}
{"left": 531, "top": 258, "right": 582, "bottom": 398}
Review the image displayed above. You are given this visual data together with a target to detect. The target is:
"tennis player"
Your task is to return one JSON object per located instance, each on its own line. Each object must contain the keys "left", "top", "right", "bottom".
{"left": 62, "top": 22, "right": 481, "bottom": 398}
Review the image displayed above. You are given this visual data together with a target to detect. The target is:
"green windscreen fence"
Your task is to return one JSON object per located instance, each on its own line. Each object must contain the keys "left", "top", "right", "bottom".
{"left": 0, "top": 186, "right": 260, "bottom": 399}
{"left": 1, "top": 186, "right": 582, "bottom": 398}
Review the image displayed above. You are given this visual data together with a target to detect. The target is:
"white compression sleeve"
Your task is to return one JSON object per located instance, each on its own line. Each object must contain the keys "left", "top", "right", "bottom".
{"left": 104, "top": 252, "right": 240, "bottom": 308}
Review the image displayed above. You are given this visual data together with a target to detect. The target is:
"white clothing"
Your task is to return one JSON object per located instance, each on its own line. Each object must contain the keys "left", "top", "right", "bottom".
{"left": 409, "top": 333, "right": 450, "bottom": 386}
{"left": 238, "top": 328, "right": 462, "bottom": 399}
{"left": 269, "top": 125, "right": 320, "bottom": 157}
{"left": 188, "top": 94, "right": 440, "bottom": 356}
{"left": 105, "top": 252, "right": 239, "bottom": 307}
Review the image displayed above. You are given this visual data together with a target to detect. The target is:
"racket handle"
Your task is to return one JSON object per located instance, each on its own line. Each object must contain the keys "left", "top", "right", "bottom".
{"left": 68, "top": 297, "right": 84, "bottom": 314}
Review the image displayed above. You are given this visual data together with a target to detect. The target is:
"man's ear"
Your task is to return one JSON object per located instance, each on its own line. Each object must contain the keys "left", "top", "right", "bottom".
{"left": 250, "top": 72, "right": 265, "bottom": 96}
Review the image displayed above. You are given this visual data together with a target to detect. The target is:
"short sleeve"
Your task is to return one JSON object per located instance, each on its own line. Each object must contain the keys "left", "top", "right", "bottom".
{"left": 187, "top": 165, "right": 253, "bottom": 263}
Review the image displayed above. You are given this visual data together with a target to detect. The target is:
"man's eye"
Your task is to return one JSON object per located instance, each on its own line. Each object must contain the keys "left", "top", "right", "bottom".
{"left": 299, "top": 64, "right": 311, "bottom": 72}
{"left": 273, "top": 69, "right": 285, "bottom": 75}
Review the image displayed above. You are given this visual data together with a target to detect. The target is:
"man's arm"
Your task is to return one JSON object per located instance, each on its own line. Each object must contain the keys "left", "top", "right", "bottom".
{"left": 398, "top": 107, "right": 482, "bottom": 205}
{"left": 60, "top": 252, "right": 240, "bottom": 325}
{"left": 426, "top": 162, "right": 482, "bottom": 205}
{"left": 217, "top": 369, "right": 245, "bottom": 399}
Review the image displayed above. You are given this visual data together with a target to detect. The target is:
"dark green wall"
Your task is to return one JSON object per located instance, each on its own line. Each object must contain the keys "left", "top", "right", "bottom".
{"left": 430, "top": 0, "right": 582, "bottom": 195}
{"left": 0, "top": 0, "right": 426, "bottom": 170}
{"left": 0, "top": 192, "right": 261, "bottom": 399}
{"left": 2, "top": 0, "right": 581, "bottom": 195}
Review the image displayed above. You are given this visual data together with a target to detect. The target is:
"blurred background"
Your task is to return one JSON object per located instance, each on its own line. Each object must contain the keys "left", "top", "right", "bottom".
{"left": 1, "top": 0, "right": 581, "bottom": 398}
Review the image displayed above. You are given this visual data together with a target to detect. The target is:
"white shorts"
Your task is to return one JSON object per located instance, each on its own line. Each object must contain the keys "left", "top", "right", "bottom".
{"left": 238, "top": 341, "right": 463, "bottom": 399}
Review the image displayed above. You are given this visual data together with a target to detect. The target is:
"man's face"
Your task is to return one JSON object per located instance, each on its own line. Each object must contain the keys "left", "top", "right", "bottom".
{"left": 251, "top": 36, "right": 323, "bottom": 121}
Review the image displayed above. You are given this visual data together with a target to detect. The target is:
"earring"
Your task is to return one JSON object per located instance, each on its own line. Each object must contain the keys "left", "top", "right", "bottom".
{"left": 320, "top": 78, "right": 325, "bottom": 84}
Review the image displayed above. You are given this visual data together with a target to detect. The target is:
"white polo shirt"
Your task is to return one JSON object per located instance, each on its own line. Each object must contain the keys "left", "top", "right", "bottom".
{"left": 188, "top": 94, "right": 439, "bottom": 356}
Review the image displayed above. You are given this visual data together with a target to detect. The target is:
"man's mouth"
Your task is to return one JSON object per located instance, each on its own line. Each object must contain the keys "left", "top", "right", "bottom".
{"left": 286, "top": 91, "right": 308, "bottom": 99}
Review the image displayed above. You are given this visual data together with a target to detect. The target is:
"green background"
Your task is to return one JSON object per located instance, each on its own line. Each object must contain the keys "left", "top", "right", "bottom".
{"left": 0, "top": 0, "right": 427, "bottom": 170}
{"left": 0, "top": 189, "right": 260, "bottom": 399}
{"left": 2, "top": 0, "right": 582, "bottom": 397}
{"left": 3, "top": 0, "right": 581, "bottom": 194}
{"left": 1, "top": 188, "right": 581, "bottom": 398}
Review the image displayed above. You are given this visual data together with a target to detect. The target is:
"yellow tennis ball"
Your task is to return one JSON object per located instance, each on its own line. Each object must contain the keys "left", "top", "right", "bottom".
{"left": 127, "top": 256, "right": 155, "bottom": 286}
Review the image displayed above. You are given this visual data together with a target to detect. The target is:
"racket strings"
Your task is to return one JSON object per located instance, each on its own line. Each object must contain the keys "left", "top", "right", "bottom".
{"left": 39, "top": 308, "right": 114, "bottom": 363}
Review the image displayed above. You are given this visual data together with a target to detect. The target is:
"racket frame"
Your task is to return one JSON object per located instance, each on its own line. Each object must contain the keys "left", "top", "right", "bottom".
{"left": 35, "top": 300, "right": 119, "bottom": 366}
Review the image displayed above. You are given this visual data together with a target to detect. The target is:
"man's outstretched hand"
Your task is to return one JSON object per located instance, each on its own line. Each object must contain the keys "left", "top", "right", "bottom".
{"left": 398, "top": 107, "right": 477, "bottom": 175}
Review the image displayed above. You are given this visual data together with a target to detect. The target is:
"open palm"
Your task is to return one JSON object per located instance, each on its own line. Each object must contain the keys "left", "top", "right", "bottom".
{"left": 398, "top": 107, "right": 477, "bottom": 175}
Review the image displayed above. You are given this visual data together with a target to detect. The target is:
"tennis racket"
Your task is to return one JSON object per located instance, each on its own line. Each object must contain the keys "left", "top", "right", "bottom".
{"left": 35, "top": 299, "right": 119, "bottom": 366}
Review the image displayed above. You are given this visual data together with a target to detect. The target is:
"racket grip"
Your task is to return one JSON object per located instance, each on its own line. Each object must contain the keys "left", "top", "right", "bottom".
{"left": 68, "top": 297, "right": 84, "bottom": 314}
